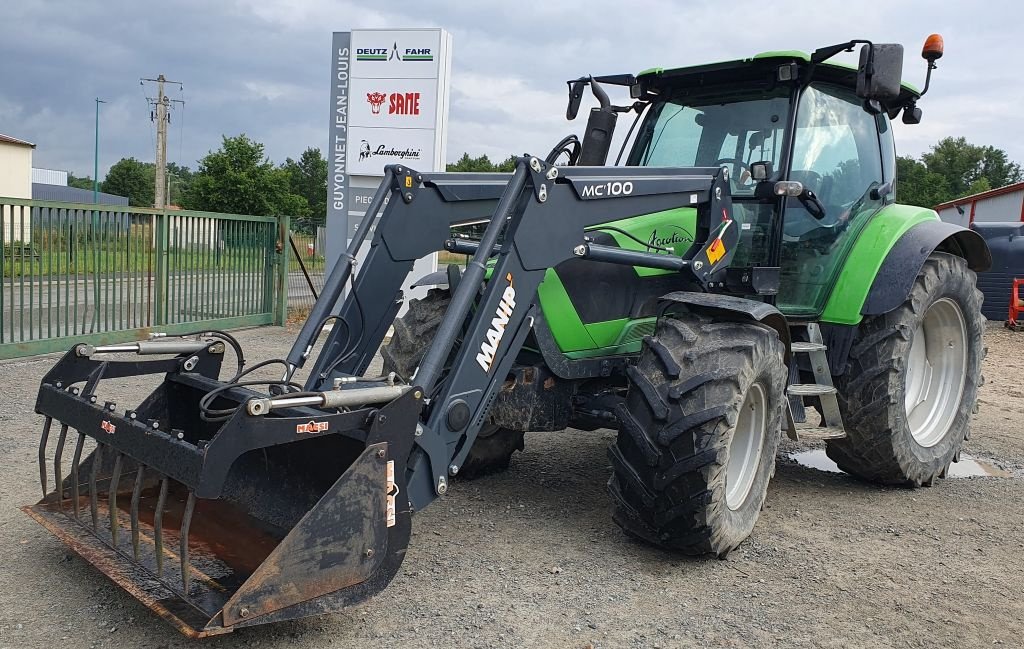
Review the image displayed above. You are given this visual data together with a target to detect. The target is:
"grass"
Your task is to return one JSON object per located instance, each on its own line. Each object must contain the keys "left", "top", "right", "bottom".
{"left": 0, "top": 225, "right": 304, "bottom": 279}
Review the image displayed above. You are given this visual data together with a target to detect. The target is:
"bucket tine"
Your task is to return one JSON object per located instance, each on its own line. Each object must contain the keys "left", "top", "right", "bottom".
{"left": 38, "top": 417, "right": 52, "bottom": 497}
{"left": 130, "top": 465, "right": 145, "bottom": 560}
{"left": 53, "top": 424, "right": 69, "bottom": 510}
{"left": 89, "top": 443, "right": 102, "bottom": 530}
{"left": 180, "top": 491, "right": 196, "bottom": 594}
{"left": 153, "top": 476, "right": 169, "bottom": 577}
{"left": 108, "top": 454, "right": 123, "bottom": 547}
{"left": 70, "top": 432, "right": 85, "bottom": 520}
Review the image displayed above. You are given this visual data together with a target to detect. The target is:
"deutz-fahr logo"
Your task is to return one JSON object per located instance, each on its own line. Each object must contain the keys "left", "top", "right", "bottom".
{"left": 296, "top": 420, "right": 329, "bottom": 434}
{"left": 476, "top": 273, "right": 516, "bottom": 373}
{"left": 356, "top": 43, "right": 434, "bottom": 62}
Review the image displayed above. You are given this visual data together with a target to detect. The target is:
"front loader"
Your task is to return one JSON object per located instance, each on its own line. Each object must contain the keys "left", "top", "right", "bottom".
{"left": 24, "top": 35, "right": 991, "bottom": 636}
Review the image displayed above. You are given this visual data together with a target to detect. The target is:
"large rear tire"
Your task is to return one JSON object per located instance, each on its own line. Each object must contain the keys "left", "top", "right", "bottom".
{"left": 609, "top": 314, "right": 786, "bottom": 557}
{"left": 827, "top": 253, "right": 984, "bottom": 485}
{"left": 381, "top": 288, "right": 525, "bottom": 479}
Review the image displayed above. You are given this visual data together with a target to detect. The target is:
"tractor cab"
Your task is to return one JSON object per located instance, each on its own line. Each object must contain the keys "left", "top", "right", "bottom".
{"left": 562, "top": 40, "right": 938, "bottom": 320}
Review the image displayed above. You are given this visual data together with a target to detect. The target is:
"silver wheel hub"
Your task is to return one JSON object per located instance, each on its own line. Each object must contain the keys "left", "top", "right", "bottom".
{"left": 726, "top": 382, "right": 767, "bottom": 510}
{"left": 905, "top": 297, "right": 968, "bottom": 447}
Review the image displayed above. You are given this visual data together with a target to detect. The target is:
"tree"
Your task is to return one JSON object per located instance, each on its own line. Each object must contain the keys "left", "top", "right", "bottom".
{"left": 919, "top": 136, "right": 1022, "bottom": 199}
{"left": 101, "top": 157, "right": 155, "bottom": 207}
{"left": 67, "top": 172, "right": 94, "bottom": 191}
{"left": 182, "top": 134, "right": 308, "bottom": 217}
{"left": 166, "top": 162, "right": 194, "bottom": 207}
{"left": 896, "top": 156, "right": 951, "bottom": 209}
{"left": 280, "top": 147, "right": 327, "bottom": 232}
{"left": 446, "top": 153, "right": 516, "bottom": 172}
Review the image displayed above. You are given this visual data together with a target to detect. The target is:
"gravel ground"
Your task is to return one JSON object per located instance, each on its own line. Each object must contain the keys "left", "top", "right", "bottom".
{"left": 1, "top": 322, "right": 1023, "bottom": 648}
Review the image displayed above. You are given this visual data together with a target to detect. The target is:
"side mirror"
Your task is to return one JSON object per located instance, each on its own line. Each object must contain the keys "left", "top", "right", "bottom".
{"left": 750, "top": 161, "right": 773, "bottom": 181}
{"left": 567, "top": 80, "right": 586, "bottom": 120}
{"left": 856, "top": 43, "right": 904, "bottom": 102}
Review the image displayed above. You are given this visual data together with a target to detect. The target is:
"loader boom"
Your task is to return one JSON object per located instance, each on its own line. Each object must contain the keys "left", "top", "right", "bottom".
{"left": 295, "top": 157, "right": 738, "bottom": 508}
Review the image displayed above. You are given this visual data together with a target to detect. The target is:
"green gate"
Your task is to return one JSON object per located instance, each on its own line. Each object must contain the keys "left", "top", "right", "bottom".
{"left": 0, "top": 198, "right": 289, "bottom": 359}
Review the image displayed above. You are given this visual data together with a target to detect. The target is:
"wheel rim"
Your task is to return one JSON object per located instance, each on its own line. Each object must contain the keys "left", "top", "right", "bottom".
{"left": 904, "top": 297, "right": 968, "bottom": 447}
{"left": 477, "top": 423, "right": 500, "bottom": 439}
{"left": 726, "top": 382, "right": 767, "bottom": 511}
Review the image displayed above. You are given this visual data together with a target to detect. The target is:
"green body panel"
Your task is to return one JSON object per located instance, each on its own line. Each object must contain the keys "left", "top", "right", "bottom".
{"left": 817, "top": 204, "right": 939, "bottom": 325}
{"left": 589, "top": 207, "right": 697, "bottom": 277}
{"left": 534, "top": 208, "right": 697, "bottom": 353}
{"left": 536, "top": 270, "right": 597, "bottom": 351}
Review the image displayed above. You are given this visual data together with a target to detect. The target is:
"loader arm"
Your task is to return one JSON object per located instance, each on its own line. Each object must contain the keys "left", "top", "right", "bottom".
{"left": 300, "top": 158, "right": 737, "bottom": 510}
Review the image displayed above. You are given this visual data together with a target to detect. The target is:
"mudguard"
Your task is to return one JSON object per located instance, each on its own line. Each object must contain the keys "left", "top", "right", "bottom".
{"left": 657, "top": 291, "right": 791, "bottom": 358}
{"left": 861, "top": 220, "right": 991, "bottom": 316}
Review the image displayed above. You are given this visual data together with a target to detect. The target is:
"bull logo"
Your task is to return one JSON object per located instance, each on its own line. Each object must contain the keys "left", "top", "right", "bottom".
{"left": 366, "top": 91, "right": 387, "bottom": 115}
{"left": 359, "top": 140, "right": 372, "bottom": 161}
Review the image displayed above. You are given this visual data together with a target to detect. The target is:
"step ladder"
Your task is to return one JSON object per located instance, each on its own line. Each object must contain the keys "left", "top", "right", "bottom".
{"left": 785, "top": 323, "right": 846, "bottom": 441}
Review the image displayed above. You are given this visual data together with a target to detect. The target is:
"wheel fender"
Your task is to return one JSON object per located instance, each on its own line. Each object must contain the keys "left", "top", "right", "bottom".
{"left": 657, "top": 291, "right": 791, "bottom": 359}
{"left": 410, "top": 269, "right": 449, "bottom": 288}
{"left": 861, "top": 220, "right": 992, "bottom": 316}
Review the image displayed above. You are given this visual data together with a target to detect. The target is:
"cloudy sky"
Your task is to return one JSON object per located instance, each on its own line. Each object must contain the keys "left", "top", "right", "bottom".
{"left": 3, "top": 1, "right": 1022, "bottom": 179}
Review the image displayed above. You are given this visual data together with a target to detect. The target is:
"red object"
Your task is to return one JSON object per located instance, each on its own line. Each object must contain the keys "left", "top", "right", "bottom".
{"left": 922, "top": 34, "right": 944, "bottom": 61}
{"left": 1007, "top": 278, "right": 1024, "bottom": 330}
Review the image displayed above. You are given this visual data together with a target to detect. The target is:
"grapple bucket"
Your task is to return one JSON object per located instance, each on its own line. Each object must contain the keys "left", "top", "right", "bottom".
{"left": 22, "top": 341, "right": 421, "bottom": 637}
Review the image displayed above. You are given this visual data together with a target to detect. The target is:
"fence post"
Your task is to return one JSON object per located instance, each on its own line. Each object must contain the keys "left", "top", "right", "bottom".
{"left": 274, "top": 214, "right": 290, "bottom": 326}
{"left": 153, "top": 211, "right": 169, "bottom": 326}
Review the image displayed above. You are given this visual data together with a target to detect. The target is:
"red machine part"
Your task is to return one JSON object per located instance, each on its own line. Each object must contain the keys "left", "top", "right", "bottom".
{"left": 1007, "top": 278, "right": 1024, "bottom": 330}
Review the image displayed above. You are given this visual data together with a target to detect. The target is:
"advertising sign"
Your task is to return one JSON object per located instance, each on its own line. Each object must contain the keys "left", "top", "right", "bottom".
{"left": 350, "top": 77, "right": 439, "bottom": 129}
{"left": 350, "top": 30, "right": 442, "bottom": 79}
{"left": 326, "top": 28, "right": 452, "bottom": 310}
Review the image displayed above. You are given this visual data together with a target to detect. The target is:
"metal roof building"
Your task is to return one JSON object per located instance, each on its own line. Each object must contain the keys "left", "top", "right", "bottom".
{"left": 935, "top": 182, "right": 1024, "bottom": 227}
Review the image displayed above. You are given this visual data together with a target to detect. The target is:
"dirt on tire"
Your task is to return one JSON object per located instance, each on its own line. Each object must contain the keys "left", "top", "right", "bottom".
{"left": 610, "top": 314, "right": 786, "bottom": 556}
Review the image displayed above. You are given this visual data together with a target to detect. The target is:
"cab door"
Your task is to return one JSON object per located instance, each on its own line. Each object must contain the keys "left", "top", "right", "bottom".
{"left": 777, "top": 83, "right": 893, "bottom": 316}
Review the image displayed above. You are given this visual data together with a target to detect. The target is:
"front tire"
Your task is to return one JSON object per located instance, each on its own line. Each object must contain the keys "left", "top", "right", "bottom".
{"left": 827, "top": 253, "right": 984, "bottom": 485}
{"left": 609, "top": 314, "right": 786, "bottom": 556}
{"left": 381, "top": 288, "right": 525, "bottom": 479}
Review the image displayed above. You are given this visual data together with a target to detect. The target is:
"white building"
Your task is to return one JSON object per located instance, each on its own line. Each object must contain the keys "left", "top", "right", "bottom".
{"left": 0, "top": 133, "right": 35, "bottom": 243}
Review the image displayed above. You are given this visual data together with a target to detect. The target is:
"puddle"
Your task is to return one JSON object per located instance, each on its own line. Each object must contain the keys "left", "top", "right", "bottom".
{"left": 789, "top": 449, "right": 1011, "bottom": 478}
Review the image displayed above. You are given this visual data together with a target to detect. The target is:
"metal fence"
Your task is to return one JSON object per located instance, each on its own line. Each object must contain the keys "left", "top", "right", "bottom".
{"left": 286, "top": 229, "right": 326, "bottom": 317}
{"left": 0, "top": 197, "right": 289, "bottom": 359}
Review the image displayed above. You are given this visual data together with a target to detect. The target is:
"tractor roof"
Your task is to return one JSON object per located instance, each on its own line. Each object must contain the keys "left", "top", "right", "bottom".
{"left": 636, "top": 50, "right": 921, "bottom": 104}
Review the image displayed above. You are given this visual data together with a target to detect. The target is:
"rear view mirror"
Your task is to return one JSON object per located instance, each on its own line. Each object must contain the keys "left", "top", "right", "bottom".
{"left": 856, "top": 43, "right": 904, "bottom": 102}
{"left": 567, "top": 80, "right": 586, "bottom": 120}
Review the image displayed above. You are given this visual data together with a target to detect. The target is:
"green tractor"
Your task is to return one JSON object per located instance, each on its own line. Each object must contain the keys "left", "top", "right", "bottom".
{"left": 25, "top": 35, "right": 989, "bottom": 635}
{"left": 383, "top": 34, "right": 988, "bottom": 553}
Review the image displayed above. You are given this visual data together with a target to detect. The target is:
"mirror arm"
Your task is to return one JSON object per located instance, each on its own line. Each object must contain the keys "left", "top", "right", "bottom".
{"left": 919, "top": 60, "right": 937, "bottom": 96}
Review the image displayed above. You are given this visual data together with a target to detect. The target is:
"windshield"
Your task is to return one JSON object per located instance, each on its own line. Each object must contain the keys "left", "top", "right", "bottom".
{"left": 628, "top": 89, "right": 791, "bottom": 195}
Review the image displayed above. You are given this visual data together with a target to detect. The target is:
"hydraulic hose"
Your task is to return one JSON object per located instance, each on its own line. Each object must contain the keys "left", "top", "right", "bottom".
{"left": 284, "top": 168, "right": 395, "bottom": 377}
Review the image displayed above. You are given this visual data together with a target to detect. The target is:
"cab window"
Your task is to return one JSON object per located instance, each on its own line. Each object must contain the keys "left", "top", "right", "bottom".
{"left": 778, "top": 83, "right": 885, "bottom": 315}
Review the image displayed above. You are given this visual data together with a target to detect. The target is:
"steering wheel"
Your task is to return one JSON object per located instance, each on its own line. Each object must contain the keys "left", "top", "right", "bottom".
{"left": 545, "top": 135, "right": 582, "bottom": 166}
{"left": 712, "top": 157, "right": 753, "bottom": 187}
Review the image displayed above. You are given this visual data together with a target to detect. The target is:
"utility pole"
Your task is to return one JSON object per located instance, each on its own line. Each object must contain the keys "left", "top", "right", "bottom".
{"left": 141, "top": 75, "right": 183, "bottom": 208}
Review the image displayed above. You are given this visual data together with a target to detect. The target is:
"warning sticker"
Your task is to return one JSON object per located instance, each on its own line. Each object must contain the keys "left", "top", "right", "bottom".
{"left": 707, "top": 238, "right": 726, "bottom": 264}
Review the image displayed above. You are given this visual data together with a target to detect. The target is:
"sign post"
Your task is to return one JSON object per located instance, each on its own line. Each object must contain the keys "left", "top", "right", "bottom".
{"left": 327, "top": 28, "right": 453, "bottom": 309}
